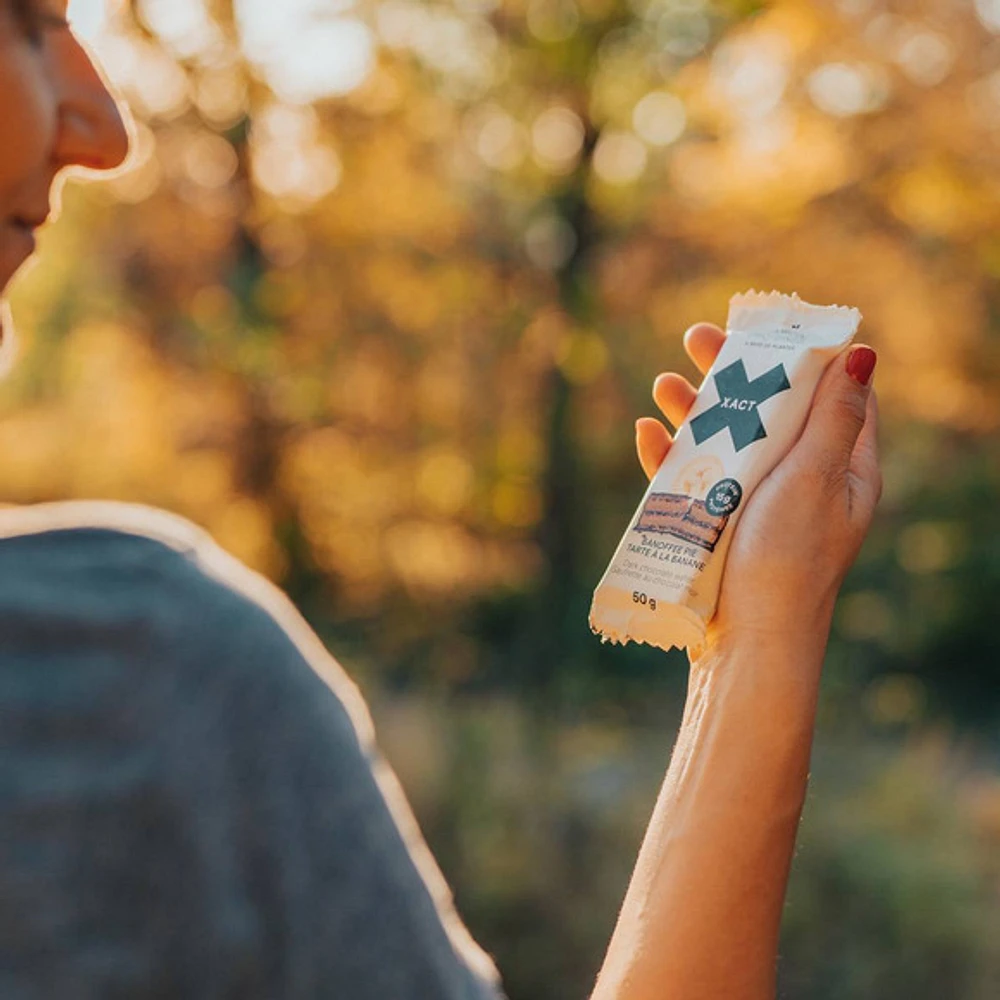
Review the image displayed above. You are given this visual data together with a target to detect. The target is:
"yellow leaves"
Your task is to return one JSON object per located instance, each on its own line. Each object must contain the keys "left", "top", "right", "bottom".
{"left": 383, "top": 520, "right": 482, "bottom": 595}
{"left": 518, "top": 307, "right": 569, "bottom": 372}
{"left": 171, "top": 450, "right": 234, "bottom": 512}
{"left": 415, "top": 354, "right": 470, "bottom": 429}
{"left": 762, "top": 0, "right": 828, "bottom": 55}
{"left": 328, "top": 346, "right": 407, "bottom": 430}
{"left": 469, "top": 104, "right": 529, "bottom": 173}
{"left": 280, "top": 424, "right": 537, "bottom": 598}
{"left": 492, "top": 480, "right": 543, "bottom": 529}
{"left": 647, "top": 278, "right": 739, "bottom": 346}
{"left": 208, "top": 496, "right": 286, "bottom": 579}
{"left": 348, "top": 63, "right": 406, "bottom": 118}
{"left": 591, "top": 132, "right": 648, "bottom": 187}
{"left": 670, "top": 113, "right": 854, "bottom": 215}
{"left": 13, "top": 0, "right": 1000, "bottom": 626}
{"left": 589, "top": 44, "right": 654, "bottom": 128}
{"left": 555, "top": 329, "right": 608, "bottom": 385}
{"left": 181, "top": 130, "right": 240, "bottom": 191}
{"left": 364, "top": 256, "right": 443, "bottom": 336}
{"left": 57, "top": 322, "right": 175, "bottom": 494}
{"left": 632, "top": 91, "right": 686, "bottom": 148}
{"left": 705, "top": 29, "right": 792, "bottom": 126}
{"left": 0, "top": 409, "right": 64, "bottom": 501}
{"left": 805, "top": 61, "right": 890, "bottom": 118}
{"left": 0, "top": 316, "right": 284, "bottom": 574}
{"left": 416, "top": 449, "right": 475, "bottom": 516}
{"left": 514, "top": 310, "right": 608, "bottom": 385}
{"left": 323, "top": 131, "right": 465, "bottom": 251}
{"left": 686, "top": 0, "right": 832, "bottom": 134}
{"left": 282, "top": 427, "right": 407, "bottom": 525}
{"left": 887, "top": 162, "right": 992, "bottom": 238}
{"left": 250, "top": 104, "right": 343, "bottom": 206}
{"left": 496, "top": 426, "right": 546, "bottom": 479}
{"left": 895, "top": 368, "right": 998, "bottom": 430}
{"left": 252, "top": 270, "right": 309, "bottom": 321}
{"left": 193, "top": 64, "right": 250, "bottom": 130}
{"left": 189, "top": 284, "right": 240, "bottom": 333}
{"left": 531, "top": 107, "right": 586, "bottom": 175}
{"left": 280, "top": 427, "right": 399, "bottom": 599}
{"left": 492, "top": 427, "right": 546, "bottom": 529}
{"left": 598, "top": 240, "right": 659, "bottom": 317}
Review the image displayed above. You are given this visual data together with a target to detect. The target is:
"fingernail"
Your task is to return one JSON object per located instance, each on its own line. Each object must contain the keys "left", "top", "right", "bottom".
{"left": 846, "top": 346, "right": 877, "bottom": 386}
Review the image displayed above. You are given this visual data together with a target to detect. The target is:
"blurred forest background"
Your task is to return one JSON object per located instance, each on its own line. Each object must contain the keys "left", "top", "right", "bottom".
{"left": 5, "top": 0, "right": 1000, "bottom": 996}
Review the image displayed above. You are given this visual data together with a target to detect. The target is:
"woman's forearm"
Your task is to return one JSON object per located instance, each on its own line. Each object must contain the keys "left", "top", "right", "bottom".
{"left": 595, "top": 326, "right": 880, "bottom": 1000}
{"left": 591, "top": 624, "right": 830, "bottom": 1000}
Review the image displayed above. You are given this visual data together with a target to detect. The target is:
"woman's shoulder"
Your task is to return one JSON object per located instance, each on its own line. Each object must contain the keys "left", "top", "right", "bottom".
{"left": 0, "top": 500, "right": 239, "bottom": 618}
{"left": 0, "top": 499, "right": 212, "bottom": 555}
{"left": 0, "top": 499, "right": 378, "bottom": 742}
{"left": 0, "top": 499, "right": 260, "bottom": 636}
{"left": 0, "top": 502, "right": 504, "bottom": 997}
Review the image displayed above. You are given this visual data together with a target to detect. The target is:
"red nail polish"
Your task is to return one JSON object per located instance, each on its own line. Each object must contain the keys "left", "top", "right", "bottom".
{"left": 846, "top": 346, "right": 877, "bottom": 386}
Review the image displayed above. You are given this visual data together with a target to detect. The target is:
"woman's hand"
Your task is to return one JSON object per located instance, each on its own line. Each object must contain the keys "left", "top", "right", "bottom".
{"left": 594, "top": 324, "right": 881, "bottom": 1000}
{"left": 636, "top": 322, "right": 881, "bottom": 652}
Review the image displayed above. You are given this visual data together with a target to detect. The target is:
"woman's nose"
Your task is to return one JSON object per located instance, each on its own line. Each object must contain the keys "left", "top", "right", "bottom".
{"left": 53, "top": 34, "right": 131, "bottom": 173}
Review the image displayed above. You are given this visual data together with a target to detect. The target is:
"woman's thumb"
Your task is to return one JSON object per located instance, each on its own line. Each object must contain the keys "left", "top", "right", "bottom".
{"left": 795, "top": 345, "right": 877, "bottom": 479}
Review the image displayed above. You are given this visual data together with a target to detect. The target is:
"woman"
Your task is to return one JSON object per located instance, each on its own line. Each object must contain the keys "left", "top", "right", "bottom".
{"left": 0, "top": 2, "right": 880, "bottom": 998}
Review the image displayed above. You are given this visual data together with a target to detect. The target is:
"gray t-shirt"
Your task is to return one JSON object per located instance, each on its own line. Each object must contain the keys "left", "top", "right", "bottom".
{"left": 0, "top": 501, "right": 503, "bottom": 1000}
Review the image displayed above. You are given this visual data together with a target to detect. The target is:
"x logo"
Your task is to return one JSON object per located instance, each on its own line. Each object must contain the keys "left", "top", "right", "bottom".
{"left": 690, "top": 359, "right": 791, "bottom": 452}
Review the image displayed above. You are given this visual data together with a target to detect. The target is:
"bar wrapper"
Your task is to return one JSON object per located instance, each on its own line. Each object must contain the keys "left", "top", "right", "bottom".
{"left": 589, "top": 290, "right": 862, "bottom": 655}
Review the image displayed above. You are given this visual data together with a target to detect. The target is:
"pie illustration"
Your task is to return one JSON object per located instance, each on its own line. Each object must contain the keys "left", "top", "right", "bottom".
{"left": 672, "top": 456, "right": 725, "bottom": 499}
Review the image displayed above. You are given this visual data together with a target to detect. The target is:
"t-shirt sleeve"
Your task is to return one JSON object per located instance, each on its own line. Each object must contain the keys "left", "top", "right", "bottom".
{"left": 0, "top": 516, "right": 504, "bottom": 1000}
{"left": 171, "top": 532, "right": 505, "bottom": 1000}
{"left": 181, "top": 555, "right": 505, "bottom": 1000}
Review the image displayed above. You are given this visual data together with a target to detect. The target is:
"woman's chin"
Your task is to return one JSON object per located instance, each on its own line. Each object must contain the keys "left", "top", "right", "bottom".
{"left": 0, "top": 253, "right": 33, "bottom": 296}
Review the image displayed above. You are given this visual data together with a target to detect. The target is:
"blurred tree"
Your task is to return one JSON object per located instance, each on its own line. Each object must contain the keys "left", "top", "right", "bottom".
{"left": 6, "top": 0, "right": 1000, "bottom": 708}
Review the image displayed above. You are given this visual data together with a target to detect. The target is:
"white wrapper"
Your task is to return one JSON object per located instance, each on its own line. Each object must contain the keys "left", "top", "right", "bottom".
{"left": 589, "top": 290, "right": 862, "bottom": 654}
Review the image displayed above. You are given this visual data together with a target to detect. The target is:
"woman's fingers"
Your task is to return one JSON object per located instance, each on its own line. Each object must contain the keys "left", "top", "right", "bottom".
{"left": 683, "top": 323, "right": 726, "bottom": 375}
{"left": 653, "top": 372, "right": 698, "bottom": 429}
{"left": 848, "top": 389, "right": 882, "bottom": 522}
{"left": 637, "top": 321, "right": 724, "bottom": 479}
{"left": 636, "top": 417, "right": 672, "bottom": 480}
{"left": 794, "top": 344, "right": 875, "bottom": 484}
